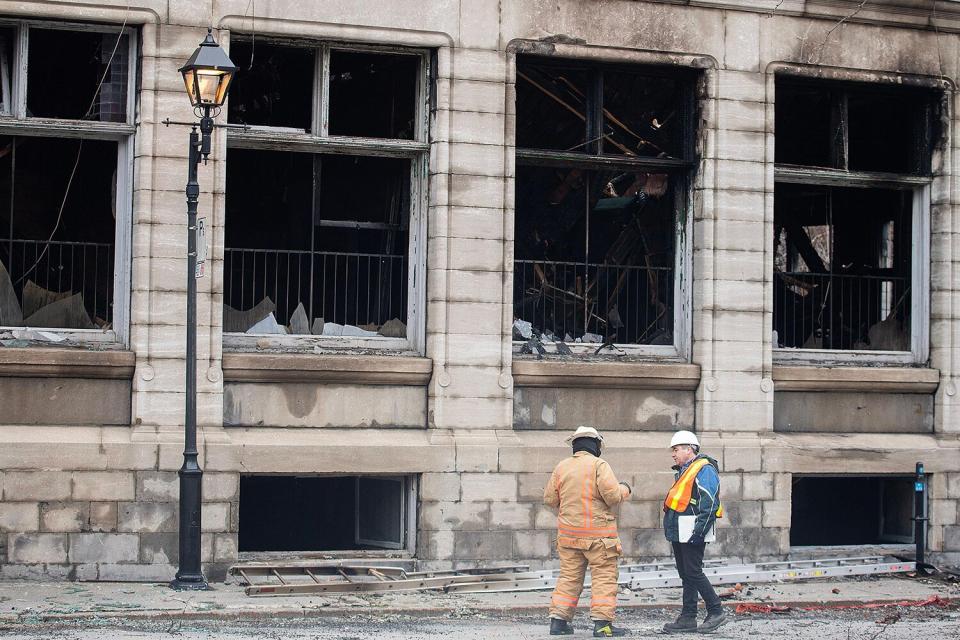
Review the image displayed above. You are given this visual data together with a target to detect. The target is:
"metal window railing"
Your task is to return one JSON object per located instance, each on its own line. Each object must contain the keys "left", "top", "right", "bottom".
{"left": 774, "top": 271, "right": 911, "bottom": 350}
{"left": 224, "top": 247, "right": 407, "bottom": 333}
{"left": 1, "top": 237, "right": 113, "bottom": 327}
{"left": 514, "top": 259, "right": 674, "bottom": 345}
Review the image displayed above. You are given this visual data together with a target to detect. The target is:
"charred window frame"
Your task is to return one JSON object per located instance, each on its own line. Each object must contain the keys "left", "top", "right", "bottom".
{"left": 773, "top": 76, "right": 936, "bottom": 364}
{"left": 0, "top": 20, "right": 137, "bottom": 345}
{"left": 224, "top": 38, "right": 429, "bottom": 353}
{"left": 514, "top": 57, "right": 697, "bottom": 356}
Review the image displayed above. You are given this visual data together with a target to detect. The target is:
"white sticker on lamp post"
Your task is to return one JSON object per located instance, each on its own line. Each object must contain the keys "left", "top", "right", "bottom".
{"left": 196, "top": 217, "right": 207, "bottom": 278}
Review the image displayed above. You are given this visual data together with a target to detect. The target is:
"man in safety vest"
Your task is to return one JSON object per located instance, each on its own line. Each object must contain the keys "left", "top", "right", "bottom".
{"left": 661, "top": 430, "right": 727, "bottom": 633}
{"left": 543, "top": 426, "right": 632, "bottom": 637}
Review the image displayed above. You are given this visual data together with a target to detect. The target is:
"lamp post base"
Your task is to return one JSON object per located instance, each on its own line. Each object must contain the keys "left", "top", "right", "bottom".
{"left": 170, "top": 573, "right": 211, "bottom": 591}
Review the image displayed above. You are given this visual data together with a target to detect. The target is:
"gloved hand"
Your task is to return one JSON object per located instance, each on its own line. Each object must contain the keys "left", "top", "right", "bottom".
{"left": 619, "top": 481, "right": 632, "bottom": 496}
{"left": 686, "top": 534, "right": 705, "bottom": 545}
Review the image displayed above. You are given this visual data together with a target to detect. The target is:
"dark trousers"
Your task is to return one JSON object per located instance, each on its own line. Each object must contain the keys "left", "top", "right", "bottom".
{"left": 671, "top": 541, "right": 722, "bottom": 617}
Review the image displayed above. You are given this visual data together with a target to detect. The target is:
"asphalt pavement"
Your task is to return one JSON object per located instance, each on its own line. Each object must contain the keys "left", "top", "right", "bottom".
{"left": 0, "top": 573, "right": 957, "bottom": 639}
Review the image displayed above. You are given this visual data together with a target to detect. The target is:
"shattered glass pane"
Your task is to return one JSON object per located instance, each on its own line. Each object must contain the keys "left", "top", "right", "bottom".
{"left": 602, "top": 70, "right": 686, "bottom": 159}
{"left": 0, "top": 27, "right": 13, "bottom": 114}
{"left": 0, "top": 136, "right": 117, "bottom": 329}
{"left": 27, "top": 28, "right": 129, "bottom": 122}
{"left": 848, "top": 87, "right": 932, "bottom": 174}
{"left": 775, "top": 81, "right": 833, "bottom": 168}
{"left": 225, "top": 149, "right": 314, "bottom": 252}
{"left": 514, "top": 165, "right": 675, "bottom": 345}
{"left": 227, "top": 41, "right": 315, "bottom": 130}
{"left": 773, "top": 184, "right": 911, "bottom": 351}
{"left": 328, "top": 50, "right": 418, "bottom": 139}
{"left": 224, "top": 150, "right": 409, "bottom": 335}
{"left": 516, "top": 63, "right": 590, "bottom": 153}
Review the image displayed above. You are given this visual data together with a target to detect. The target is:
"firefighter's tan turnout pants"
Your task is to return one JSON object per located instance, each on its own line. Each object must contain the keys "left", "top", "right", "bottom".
{"left": 549, "top": 536, "right": 622, "bottom": 622}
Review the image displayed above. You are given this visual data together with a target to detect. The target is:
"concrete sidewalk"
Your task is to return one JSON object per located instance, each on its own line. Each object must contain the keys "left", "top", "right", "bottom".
{"left": 0, "top": 574, "right": 956, "bottom": 623}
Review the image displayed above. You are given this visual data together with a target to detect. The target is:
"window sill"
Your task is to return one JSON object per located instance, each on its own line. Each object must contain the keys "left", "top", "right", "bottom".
{"left": 237, "top": 551, "right": 414, "bottom": 564}
{"left": 511, "top": 340, "right": 683, "bottom": 359}
{"left": 773, "top": 365, "right": 939, "bottom": 393}
{"left": 773, "top": 348, "right": 920, "bottom": 367}
{"left": 224, "top": 332, "right": 412, "bottom": 354}
{"left": 0, "top": 347, "right": 135, "bottom": 379}
{"left": 221, "top": 352, "right": 432, "bottom": 386}
{"left": 512, "top": 359, "right": 700, "bottom": 390}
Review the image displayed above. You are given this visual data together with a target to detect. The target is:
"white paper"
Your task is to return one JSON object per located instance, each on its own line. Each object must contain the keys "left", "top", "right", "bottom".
{"left": 678, "top": 515, "right": 716, "bottom": 543}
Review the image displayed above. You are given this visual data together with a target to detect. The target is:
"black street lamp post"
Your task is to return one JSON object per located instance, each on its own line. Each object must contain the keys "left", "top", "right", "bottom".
{"left": 170, "top": 28, "right": 237, "bottom": 591}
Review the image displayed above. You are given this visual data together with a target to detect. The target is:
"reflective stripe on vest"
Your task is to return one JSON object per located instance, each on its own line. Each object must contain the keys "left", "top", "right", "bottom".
{"left": 663, "top": 458, "right": 724, "bottom": 517}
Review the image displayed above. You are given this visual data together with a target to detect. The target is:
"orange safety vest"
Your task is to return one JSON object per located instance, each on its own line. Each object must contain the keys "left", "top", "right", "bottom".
{"left": 663, "top": 458, "right": 724, "bottom": 517}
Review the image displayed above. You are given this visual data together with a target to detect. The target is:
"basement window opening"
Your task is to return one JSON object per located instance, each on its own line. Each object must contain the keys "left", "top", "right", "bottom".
{"left": 239, "top": 475, "right": 414, "bottom": 553}
{"left": 514, "top": 58, "right": 696, "bottom": 352}
{"left": 790, "top": 475, "right": 916, "bottom": 547}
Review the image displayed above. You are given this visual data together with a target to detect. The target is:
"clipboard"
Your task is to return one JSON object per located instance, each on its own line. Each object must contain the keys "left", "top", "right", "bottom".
{"left": 678, "top": 515, "right": 716, "bottom": 543}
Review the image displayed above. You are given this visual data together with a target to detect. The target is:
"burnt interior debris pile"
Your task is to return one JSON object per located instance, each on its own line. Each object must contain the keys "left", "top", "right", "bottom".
{"left": 773, "top": 185, "right": 912, "bottom": 351}
{"left": 513, "top": 60, "right": 691, "bottom": 353}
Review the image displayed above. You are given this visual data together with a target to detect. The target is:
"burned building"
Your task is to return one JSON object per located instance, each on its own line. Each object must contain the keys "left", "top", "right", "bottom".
{"left": 0, "top": 0, "right": 959, "bottom": 581}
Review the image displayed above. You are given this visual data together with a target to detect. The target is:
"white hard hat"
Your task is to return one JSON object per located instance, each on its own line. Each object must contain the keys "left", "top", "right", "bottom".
{"left": 565, "top": 425, "right": 604, "bottom": 443}
{"left": 670, "top": 430, "right": 700, "bottom": 449}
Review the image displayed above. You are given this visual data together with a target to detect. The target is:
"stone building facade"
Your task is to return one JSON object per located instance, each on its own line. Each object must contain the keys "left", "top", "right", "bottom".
{"left": 1, "top": 0, "right": 959, "bottom": 581}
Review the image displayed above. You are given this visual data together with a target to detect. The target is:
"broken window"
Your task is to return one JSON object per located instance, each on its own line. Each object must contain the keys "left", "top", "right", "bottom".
{"left": 516, "top": 63, "right": 590, "bottom": 153}
{"left": 227, "top": 40, "right": 315, "bottom": 131}
{"left": 790, "top": 476, "right": 915, "bottom": 546}
{"left": 514, "top": 58, "right": 695, "bottom": 348}
{"left": 774, "top": 77, "right": 936, "bottom": 357}
{"left": 328, "top": 49, "right": 419, "bottom": 140}
{"left": 0, "top": 22, "right": 135, "bottom": 336}
{"left": 225, "top": 151, "right": 410, "bottom": 334}
{"left": 774, "top": 185, "right": 912, "bottom": 350}
{"left": 776, "top": 79, "right": 933, "bottom": 174}
{"left": 225, "top": 40, "right": 427, "bottom": 344}
{"left": 239, "top": 475, "right": 413, "bottom": 552}
{"left": 27, "top": 27, "right": 130, "bottom": 123}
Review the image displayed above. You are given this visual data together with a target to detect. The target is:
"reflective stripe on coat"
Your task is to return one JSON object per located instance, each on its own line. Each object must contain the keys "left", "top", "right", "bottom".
{"left": 543, "top": 451, "right": 627, "bottom": 540}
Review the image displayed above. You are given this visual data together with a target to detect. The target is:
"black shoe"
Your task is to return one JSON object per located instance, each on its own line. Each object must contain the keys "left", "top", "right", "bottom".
{"left": 661, "top": 615, "right": 698, "bottom": 633}
{"left": 593, "top": 619, "right": 630, "bottom": 637}
{"left": 550, "top": 618, "right": 574, "bottom": 635}
{"left": 697, "top": 611, "right": 728, "bottom": 634}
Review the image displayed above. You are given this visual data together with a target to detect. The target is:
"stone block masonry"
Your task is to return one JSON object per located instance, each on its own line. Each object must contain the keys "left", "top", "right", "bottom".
{"left": 1, "top": 0, "right": 959, "bottom": 582}
{"left": 418, "top": 461, "right": 792, "bottom": 568}
{"left": 0, "top": 462, "right": 239, "bottom": 580}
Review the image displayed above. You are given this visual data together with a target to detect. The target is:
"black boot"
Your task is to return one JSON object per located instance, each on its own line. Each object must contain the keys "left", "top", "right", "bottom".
{"left": 697, "top": 611, "right": 728, "bottom": 634}
{"left": 550, "top": 618, "right": 574, "bottom": 636}
{"left": 593, "top": 619, "right": 630, "bottom": 637}
{"left": 661, "top": 614, "right": 698, "bottom": 633}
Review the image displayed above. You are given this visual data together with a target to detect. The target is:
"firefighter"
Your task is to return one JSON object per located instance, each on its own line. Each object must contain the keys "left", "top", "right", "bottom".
{"left": 661, "top": 430, "right": 728, "bottom": 634}
{"left": 543, "top": 426, "right": 632, "bottom": 637}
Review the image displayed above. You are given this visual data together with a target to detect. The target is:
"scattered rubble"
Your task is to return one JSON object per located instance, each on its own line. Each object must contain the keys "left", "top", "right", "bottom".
{"left": 512, "top": 318, "right": 533, "bottom": 340}
{"left": 378, "top": 317, "right": 407, "bottom": 338}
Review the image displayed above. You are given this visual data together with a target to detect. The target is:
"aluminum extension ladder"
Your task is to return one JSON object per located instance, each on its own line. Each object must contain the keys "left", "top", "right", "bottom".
{"left": 449, "top": 555, "right": 916, "bottom": 594}
{"left": 231, "top": 556, "right": 912, "bottom": 597}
